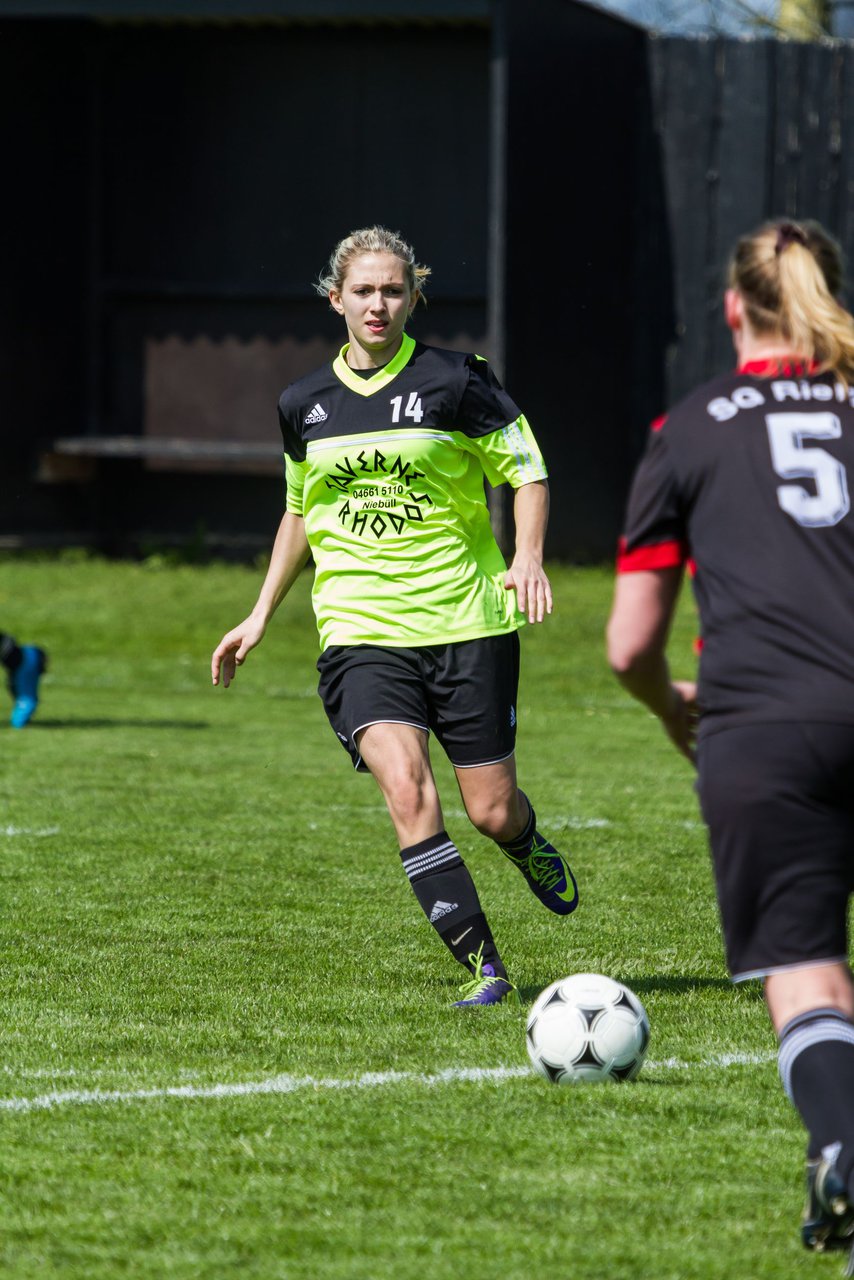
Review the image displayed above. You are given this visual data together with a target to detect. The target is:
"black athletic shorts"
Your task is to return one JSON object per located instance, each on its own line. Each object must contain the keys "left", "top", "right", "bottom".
{"left": 696, "top": 722, "right": 854, "bottom": 981}
{"left": 316, "top": 632, "right": 520, "bottom": 772}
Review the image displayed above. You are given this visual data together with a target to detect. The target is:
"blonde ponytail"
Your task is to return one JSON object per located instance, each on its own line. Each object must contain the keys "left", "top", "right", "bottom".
{"left": 729, "top": 219, "right": 854, "bottom": 385}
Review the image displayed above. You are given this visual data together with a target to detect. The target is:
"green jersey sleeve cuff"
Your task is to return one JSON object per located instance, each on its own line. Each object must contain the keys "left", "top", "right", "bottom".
{"left": 464, "top": 414, "right": 548, "bottom": 488}
{"left": 285, "top": 454, "right": 308, "bottom": 515}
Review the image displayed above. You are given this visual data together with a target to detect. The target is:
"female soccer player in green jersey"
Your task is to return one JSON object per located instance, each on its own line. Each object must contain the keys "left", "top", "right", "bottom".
{"left": 212, "top": 225, "right": 577, "bottom": 1007}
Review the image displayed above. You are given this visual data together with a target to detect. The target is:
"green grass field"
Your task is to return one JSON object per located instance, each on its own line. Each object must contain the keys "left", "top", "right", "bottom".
{"left": 0, "top": 555, "right": 838, "bottom": 1278}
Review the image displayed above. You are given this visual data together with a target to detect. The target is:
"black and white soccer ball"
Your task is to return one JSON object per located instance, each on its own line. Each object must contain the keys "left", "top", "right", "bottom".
{"left": 526, "top": 973, "right": 650, "bottom": 1084}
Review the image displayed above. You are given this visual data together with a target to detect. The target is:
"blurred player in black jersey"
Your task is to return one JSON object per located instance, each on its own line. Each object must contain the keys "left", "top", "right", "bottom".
{"left": 213, "top": 226, "right": 578, "bottom": 1008}
{"left": 607, "top": 218, "right": 854, "bottom": 1261}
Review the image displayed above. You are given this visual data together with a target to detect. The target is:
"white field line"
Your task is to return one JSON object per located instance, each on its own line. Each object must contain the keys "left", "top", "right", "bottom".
{"left": 0, "top": 1051, "right": 777, "bottom": 1115}
{"left": 1, "top": 826, "right": 60, "bottom": 838}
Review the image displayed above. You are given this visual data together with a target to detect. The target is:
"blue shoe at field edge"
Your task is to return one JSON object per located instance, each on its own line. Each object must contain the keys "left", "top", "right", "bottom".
{"left": 9, "top": 645, "right": 47, "bottom": 728}
{"left": 802, "top": 1154, "right": 854, "bottom": 1263}
{"left": 453, "top": 945, "right": 518, "bottom": 1009}
{"left": 501, "top": 832, "right": 579, "bottom": 916}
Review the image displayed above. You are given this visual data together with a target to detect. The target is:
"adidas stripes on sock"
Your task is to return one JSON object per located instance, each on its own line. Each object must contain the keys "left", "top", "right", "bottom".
{"left": 778, "top": 1007, "right": 854, "bottom": 1186}
{"left": 399, "top": 831, "right": 505, "bottom": 977}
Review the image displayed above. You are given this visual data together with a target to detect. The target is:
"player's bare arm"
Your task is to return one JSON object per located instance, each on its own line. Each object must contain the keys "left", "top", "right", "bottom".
{"left": 211, "top": 511, "right": 310, "bottom": 687}
{"left": 607, "top": 566, "right": 697, "bottom": 762}
{"left": 504, "top": 479, "right": 552, "bottom": 623}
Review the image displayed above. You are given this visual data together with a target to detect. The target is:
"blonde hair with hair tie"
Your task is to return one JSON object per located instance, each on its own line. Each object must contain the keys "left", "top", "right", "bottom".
{"left": 728, "top": 218, "right": 854, "bottom": 385}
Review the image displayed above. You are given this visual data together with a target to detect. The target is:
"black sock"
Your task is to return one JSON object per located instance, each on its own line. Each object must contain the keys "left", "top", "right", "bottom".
{"left": 400, "top": 831, "right": 505, "bottom": 977}
{"left": 778, "top": 1008, "right": 854, "bottom": 1188}
{"left": 497, "top": 792, "right": 535, "bottom": 858}
{"left": 0, "top": 634, "right": 21, "bottom": 672}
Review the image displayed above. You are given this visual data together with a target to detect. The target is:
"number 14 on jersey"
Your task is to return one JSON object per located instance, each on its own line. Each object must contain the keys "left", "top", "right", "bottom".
{"left": 390, "top": 393, "right": 424, "bottom": 424}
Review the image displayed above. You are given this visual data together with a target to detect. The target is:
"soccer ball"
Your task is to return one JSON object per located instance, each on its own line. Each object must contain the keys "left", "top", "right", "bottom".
{"left": 526, "top": 973, "right": 650, "bottom": 1084}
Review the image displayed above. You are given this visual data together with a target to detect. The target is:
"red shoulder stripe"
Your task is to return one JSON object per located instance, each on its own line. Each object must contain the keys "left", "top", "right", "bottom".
{"left": 616, "top": 536, "right": 688, "bottom": 573}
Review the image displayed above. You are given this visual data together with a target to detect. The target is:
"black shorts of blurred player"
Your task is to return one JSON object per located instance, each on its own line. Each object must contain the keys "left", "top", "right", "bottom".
{"left": 697, "top": 722, "right": 854, "bottom": 983}
{"left": 317, "top": 633, "right": 520, "bottom": 773}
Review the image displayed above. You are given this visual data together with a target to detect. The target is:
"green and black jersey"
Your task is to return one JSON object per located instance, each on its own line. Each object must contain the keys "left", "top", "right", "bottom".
{"left": 278, "top": 334, "right": 548, "bottom": 650}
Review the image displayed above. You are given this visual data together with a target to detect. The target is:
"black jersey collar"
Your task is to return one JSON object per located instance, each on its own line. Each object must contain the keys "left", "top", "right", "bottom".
{"left": 333, "top": 333, "right": 416, "bottom": 396}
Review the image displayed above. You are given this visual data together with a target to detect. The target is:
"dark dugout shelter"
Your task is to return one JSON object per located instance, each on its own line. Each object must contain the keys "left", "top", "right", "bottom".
{"left": 4, "top": 1, "right": 853, "bottom": 558}
{"left": 1, "top": 0, "right": 655, "bottom": 560}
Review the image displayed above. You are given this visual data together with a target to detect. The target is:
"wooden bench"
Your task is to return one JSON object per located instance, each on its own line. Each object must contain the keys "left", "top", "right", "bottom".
{"left": 37, "top": 435, "right": 284, "bottom": 482}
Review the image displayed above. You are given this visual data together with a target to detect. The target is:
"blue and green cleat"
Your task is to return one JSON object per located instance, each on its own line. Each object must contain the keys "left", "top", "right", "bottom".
{"left": 453, "top": 945, "right": 518, "bottom": 1009}
{"left": 502, "top": 833, "right": 579, "bottom": 916}
{"left": 9, "top": 645, "right": 47, "bottom": 729}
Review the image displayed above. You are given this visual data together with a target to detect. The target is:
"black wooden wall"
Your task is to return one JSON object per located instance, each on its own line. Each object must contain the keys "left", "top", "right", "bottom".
{"left": 500, "top": 0, "right": 658, "bottom": 562}
{"left": 1, "top": 22, "right": 90, "bottom": 538}
{"left": 1, "top": 17, "right": 492, "bottom": 548}
{"left": 647, "top": 36, "right": 854, "bottom": 412}
{"left": 501, "top": 19, "right": 854, "bottom": 559}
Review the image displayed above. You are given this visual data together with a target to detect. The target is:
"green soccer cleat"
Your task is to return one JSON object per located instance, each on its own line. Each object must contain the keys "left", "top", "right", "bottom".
{"left": 502, "top": 832, "right": 579, "bottom": 916}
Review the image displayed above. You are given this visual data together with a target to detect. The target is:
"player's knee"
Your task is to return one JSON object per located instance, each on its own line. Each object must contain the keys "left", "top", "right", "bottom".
{"left": 765, "top": 963, "right": 854, "bottom": 1031}
{"left": 380, "top": 764, "right": 437, "bottom": 827}
{"left": 467, "top": 794, "right": 517, "bottom": 841}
